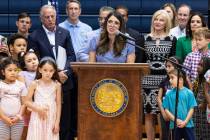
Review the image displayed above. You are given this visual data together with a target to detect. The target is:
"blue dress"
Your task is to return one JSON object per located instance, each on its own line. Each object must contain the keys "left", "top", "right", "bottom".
{"left": 89, "top": 36, "right": 135, "bottom": 63}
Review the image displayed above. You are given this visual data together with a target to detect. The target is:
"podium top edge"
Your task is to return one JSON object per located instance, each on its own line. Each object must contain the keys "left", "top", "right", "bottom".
{"left": 71, "top": 62, "right": 149, "bottom": 69}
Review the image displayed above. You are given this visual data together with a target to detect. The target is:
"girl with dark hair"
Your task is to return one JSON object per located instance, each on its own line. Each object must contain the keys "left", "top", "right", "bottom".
{"left": 158, "top": 56, "right": 191, "bottom": 140}
{"left": 162, "top": 69, "right": 197, "bottom": 140}
{"left": 88, "top": 11, "right": 135, "bottom": 63}
{"left": 193, "top": 57, "right": 210, "bottom": 139}
{"left": 176, "top": 12, "right": 210, "bottom": 62}
{"left": 205, "top": 69, "right": 210, "bottom": 123}
{"left": 24, "top": 57, "right": 61, "bottom": 140}
{"left": 18, "top": 50, "right": 39, "bottom": 140}
{"left": 0, "top": 57, "right": 27, "bottom": 140}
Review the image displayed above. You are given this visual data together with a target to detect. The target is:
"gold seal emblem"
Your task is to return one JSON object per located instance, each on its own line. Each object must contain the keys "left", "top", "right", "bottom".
{"left": 90, "top": 79, "right": 128, "bottom": 117}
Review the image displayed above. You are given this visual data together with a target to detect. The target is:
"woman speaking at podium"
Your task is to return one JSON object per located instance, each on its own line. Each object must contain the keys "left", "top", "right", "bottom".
{"left": 88, "top": 12, "right": 135, "bottom": 63}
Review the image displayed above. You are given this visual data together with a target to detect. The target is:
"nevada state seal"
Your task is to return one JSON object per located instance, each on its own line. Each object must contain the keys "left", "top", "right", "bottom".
{"left": 90, "top": 79, "right": 129, "bottom": 117}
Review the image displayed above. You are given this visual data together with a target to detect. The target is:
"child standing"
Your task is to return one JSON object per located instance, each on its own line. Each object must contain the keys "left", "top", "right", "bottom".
{"left": 25, "top": 57, "right": 61, "bottom": 140}
{"left": 18, "top": 50, "right": 39, "bottom": 88}
{"left": 18, "top": 50, "right": 39, "bottom": 140}
{"left": 162, "top": 69, "right": 197, "bottom": 140}
{"left": 158, "top": 56, "right": 181, "bottom": 140}
{"left": 205, "top": 69, "right": 210, "bottom": 123}
{"left": 183, "top": 27, "right": 210, "bottom": 83}
{"left": 193, "top": 57, "right": 210, "bottom": 139}
{"left": 0, "top": 57, "right": 27, "bottom": 140}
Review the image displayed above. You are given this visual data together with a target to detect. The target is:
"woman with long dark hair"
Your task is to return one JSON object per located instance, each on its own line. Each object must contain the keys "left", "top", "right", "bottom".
{"left": 88, "top": 12, "right": 135, "bottom": 63}
{"left": 176, "top": 12, "right": 209, "bottom": 62}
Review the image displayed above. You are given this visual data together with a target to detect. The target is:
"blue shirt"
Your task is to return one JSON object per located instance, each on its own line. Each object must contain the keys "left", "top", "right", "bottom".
{"left": 59, "top": 20, "right": 92, "bottom": 61}
{"left": 89, "top": 35, "right": 135, "bottom": 63}
{"left": 77, "top": 28, "right": 101, "bottom": 62}
{"left": 162, "top": 87, "right": 197, "bottom": 129}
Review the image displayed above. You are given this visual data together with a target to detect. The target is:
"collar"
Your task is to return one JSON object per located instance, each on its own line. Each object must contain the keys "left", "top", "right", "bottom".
{"left": 198, "top": 49, "right": 210, "bottom": 55}
{"left": 17, "top": 31, "right": 29, "bottom": 38}
{"left": 178, "top": 26, "right": 185, "bottom": 32}
{"left": 66, "top": 19, "right": 81, "bottom": 28}
{"left": 42, "top": 25, "right": 56, "bottom": 34}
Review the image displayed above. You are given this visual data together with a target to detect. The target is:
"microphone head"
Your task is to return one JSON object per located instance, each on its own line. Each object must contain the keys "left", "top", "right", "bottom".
{"left": 19, "top": 51, "right": 25, "bottom": 57}
{"left": 115, "top": 30, "right": 120, "bottom": 36}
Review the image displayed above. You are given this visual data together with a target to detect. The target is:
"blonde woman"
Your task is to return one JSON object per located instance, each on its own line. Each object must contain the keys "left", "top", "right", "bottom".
{"left": 140, "top": 10, "right": 176, "bottom": 140}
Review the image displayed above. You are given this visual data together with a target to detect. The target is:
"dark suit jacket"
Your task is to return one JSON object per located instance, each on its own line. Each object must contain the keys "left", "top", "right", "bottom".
{"left": 28, "top": 26, "right": 76, "bottom": 90}
{"left": 126, "top": 27, "right": 144, "bottom": 63}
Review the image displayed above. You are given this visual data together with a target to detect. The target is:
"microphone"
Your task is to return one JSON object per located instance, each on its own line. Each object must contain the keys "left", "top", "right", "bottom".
{"left": 115, "top": 30, "right": 136, "bottom": 41}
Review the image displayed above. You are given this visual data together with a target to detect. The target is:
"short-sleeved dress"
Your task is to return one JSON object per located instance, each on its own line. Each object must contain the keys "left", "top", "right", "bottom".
{"left": 19, "top": 71, "right": 36, "bottom": 88}
{"left": 89, "top": 36, "right": 135, "bottom": 63}
{"left": 19, "top": 71, "right": 36, "bottom": 126}
{"left": 142, "top": 35, "right": 176, "bottom": 114}
{"left": 27, "top": 80, "right": 58, "bottom": 140}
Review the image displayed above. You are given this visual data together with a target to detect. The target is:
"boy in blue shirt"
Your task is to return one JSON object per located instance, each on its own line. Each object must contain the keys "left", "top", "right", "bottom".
{"left": 162, "top": 69, "right": 197, "bottom": 140}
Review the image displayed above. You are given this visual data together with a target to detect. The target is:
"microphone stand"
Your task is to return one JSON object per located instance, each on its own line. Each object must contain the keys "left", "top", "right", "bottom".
{"left": 126, "top": 40, "right": 190, "bottom": 140}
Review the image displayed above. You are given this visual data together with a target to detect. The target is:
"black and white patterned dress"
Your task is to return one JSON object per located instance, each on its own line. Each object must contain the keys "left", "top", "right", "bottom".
{"left": 142, "top": 35, "right": 176, "bottom": 114}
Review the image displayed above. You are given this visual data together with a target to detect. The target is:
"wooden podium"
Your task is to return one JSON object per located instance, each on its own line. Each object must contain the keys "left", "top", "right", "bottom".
{"left": 71, "top": 63, "right": 149, "bottom": 140}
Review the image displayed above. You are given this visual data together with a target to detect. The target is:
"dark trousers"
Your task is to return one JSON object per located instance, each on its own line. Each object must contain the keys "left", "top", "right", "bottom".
{"left": 59, "top": 87, "right": 78, "bottom": 140}
{"left": 172, "top": 127, "right": 195, "bottom": 140}
{"left": 160, "top": 114, "right": 170, "bottom": 140}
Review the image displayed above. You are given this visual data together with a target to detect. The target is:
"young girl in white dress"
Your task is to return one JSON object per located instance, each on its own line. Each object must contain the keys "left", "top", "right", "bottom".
{"left": 25, "top": 57, "right": 61, "bottom": 140}
{"left": 18, "top": 50, "right": 39, "bottom": 140}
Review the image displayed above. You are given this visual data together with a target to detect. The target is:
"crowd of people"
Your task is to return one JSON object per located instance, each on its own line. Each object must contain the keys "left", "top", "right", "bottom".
{"left": 0, "top": 0, "right": 209, "bottom": 140}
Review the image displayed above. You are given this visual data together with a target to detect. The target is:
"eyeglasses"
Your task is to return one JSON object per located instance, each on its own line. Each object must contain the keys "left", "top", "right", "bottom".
{"left": 43, "top": 15, "right": 56, "bottom": 20}
{"left": 107, "top": 20, "right": 120, "bottom": 26}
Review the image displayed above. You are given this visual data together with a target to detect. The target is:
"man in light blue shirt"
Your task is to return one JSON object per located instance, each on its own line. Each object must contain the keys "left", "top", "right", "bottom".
{"left": 77, "top": 6, "right": 114, "bottom": 62}
{"left": 59, "top": 0, "right": 92, "bottom": 61}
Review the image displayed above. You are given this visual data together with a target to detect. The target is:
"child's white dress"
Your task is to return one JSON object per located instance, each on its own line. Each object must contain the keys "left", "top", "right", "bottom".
{"left": 27, "top": 80, "right": 59, "bottom": 140}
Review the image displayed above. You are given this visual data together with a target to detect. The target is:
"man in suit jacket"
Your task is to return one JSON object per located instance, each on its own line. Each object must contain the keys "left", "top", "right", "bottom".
{"left": 115, "top": 5, "right": 144, "bottom": 63}
{"left": 28, "top": 5, "right": 76, "bottom": 140}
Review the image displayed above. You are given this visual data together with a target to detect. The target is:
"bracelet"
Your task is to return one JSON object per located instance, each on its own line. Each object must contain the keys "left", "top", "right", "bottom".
{"left": 16, "top": 114, "right": 23, "bottom": 120}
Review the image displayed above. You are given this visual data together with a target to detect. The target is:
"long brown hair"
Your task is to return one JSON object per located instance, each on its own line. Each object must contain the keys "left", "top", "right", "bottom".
{"left": 186, "top": 12, "right": 207, "bottom": 39}
{"left": 96, "top": 12, "right": 126, "bottom": 57}
{"left": 193, "top": 57, "right": 210, "bottom": 96}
